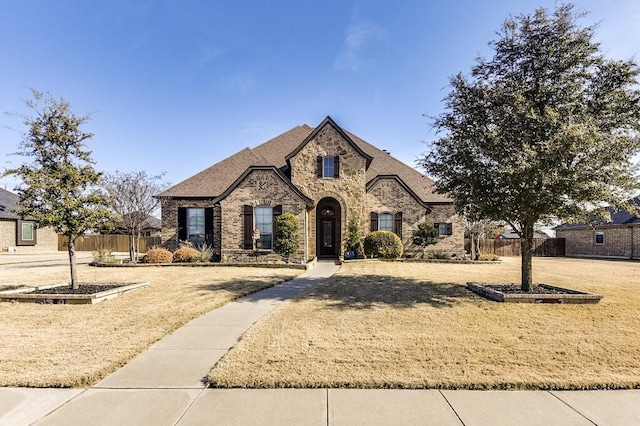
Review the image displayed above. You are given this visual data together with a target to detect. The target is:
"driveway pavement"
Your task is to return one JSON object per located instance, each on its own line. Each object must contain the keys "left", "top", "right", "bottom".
{"left": 0, "top": 251, "right": 93, "bottom": 267}
{"left": 1, "top": 260, "right": 639, "bottom": 425}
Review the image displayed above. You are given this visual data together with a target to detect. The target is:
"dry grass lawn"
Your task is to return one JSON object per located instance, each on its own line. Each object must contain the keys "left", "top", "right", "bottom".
{"left": 209, "top": 257, "right": 640, "bottom": 390}
{"left": 0, "top": 264, "right": 302, "bottom": 387}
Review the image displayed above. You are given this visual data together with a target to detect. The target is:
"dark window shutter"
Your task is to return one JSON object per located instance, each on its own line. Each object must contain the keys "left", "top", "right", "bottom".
{"left": 370, "top": 212, "right": 378, "bottom": 232}
{"left": 394, "top": 212, "right": 403, "bottom": 238}
{"left": 446, "top": 223, "right": 453, "bottom": 235}
{"left": 243, "top": 205, "right": 253, "bottom": 249}
{"left": 317, "top": 156, "right": 323, "bottom": 177}
{"left": 178, "top": 207, "right": 187, "bottom": 241}
{"left": 273, "top": 205, "right": 283, "bottom": 241}
{"left": 205, "top": 207, "right": 214, "bottom": 246}
{"left": 334, "top": 156, "right": 340, "bottom": 178}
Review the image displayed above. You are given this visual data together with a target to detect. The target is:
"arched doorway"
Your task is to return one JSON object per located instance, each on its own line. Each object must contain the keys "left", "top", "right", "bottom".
{"left": 316, "top": 197, "right": 342, "bottom": 258}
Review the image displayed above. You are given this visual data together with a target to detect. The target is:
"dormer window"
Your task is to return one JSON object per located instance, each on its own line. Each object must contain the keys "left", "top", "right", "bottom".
{"left": 316, "top": 156, "right": 340, "bottom": 178}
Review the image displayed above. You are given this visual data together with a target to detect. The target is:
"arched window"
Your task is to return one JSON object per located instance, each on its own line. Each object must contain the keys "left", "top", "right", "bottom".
{"left": 255, "top": 205, "right": 273, "bottom": 249}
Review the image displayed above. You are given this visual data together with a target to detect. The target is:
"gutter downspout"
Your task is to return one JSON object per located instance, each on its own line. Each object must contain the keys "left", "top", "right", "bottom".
{"left": 303, "top": 208, "right": 308, "bottom": 264}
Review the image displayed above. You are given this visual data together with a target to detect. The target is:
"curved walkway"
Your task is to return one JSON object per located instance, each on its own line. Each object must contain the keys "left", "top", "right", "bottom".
{"left": 2, "top": 260, "right": 640, "bottom": 425}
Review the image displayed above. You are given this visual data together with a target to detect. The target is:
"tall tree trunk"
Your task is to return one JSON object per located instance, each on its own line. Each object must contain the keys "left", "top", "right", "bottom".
{"left": 135, "top": 231, "right": 141, "bottom": 262}
{"left": 521, "top": 223, "right": 534, "bottom": 292}
{"left": 67, "top": 236, "right": 79, "bottom": 290}
{"left": 470, "top": 234, "right": 476, "bottom": 260}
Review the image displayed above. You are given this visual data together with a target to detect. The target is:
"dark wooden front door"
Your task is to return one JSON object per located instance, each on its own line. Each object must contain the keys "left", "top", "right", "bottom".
{"left": 319, "top": 218, "right": 335, "bottom": 257}
{"left": 316, "top": 197, "right": 341, "bottom": 258}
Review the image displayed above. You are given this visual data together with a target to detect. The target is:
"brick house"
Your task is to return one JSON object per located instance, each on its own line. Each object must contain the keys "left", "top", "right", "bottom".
{"left": 0, "top": 188, "right": 58, "bottom": 252}
{"left": 556, "top": 198, "right": 640, "bottom": 260}
{"left": 157, "top": 116, "right": 463, "bottom": 263}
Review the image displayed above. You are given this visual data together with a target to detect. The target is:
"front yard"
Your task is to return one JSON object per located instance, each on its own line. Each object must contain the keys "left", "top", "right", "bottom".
{"left": 209, "top": 257, "right": 640, "bottom": 390}
{"left": 0, "top": 264, "right": 302, "bottom": 387}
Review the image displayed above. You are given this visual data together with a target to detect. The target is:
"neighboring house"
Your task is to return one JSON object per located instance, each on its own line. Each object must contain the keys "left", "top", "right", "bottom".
{"left": 0, "top": 188, "right": 58, "bottom": 252}
{"left": 111, "top": 215, "right": 162, "bottom": 237}
{"left": 157, "top": 116, "right": 463, "bottom": 263}
{"left": 556, "top": 198, "right": 640, "bottom": 260}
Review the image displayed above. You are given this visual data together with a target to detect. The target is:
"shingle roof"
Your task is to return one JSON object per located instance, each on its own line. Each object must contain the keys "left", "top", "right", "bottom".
{"left": 556, "top": 198, "right": 640, "bottom": 229}
{"left": 158, "top": 118, "right": 450, "bottom": 204}
{"left": 0, "top": 188, "right": 20, "bottom": 220}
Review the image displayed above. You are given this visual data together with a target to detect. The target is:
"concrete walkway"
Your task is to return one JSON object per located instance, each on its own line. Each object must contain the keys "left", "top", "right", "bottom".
{"left": 2, "top": 260, "right": 640, "bottom": 425}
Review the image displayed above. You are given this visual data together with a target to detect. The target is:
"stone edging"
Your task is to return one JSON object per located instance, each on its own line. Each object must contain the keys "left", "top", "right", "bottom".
{"left": 343, "top": 258, "right": 502, "bottom": 265}
{"left": 0, "top": 282, "right": 150, "bottom": 305}
{"left": 467, "top": 282, "right": 603, "bottom": 304}
{"left": 90, "top": 261, "right": 313, "bottom": 270}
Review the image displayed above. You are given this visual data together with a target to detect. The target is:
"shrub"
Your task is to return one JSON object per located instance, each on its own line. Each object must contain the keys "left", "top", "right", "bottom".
{"left": 274, "top": 212, "right": 299, "bottom": 261}
{"left": 173, "top": 246, "right": 200, "bottom": 263}
{"left": 92, "top": 248, "right": 116, "bottom": 264}
{"left": 191, "top": 243, "right": 214, "bottom": 262}
{"left": 412, "top": 221, "right": 439, "bottom": 258}
{"left": 143, "top": 247, "right": 173, "bottom": 263}
{"left": 427, "top": 250, "right": 449, "bottom": 259}
{"left": 479, "top": 253, "right": 500, "bottom": 261}
{"left": 363, "top": 231, "right": 403, "bottom": 259}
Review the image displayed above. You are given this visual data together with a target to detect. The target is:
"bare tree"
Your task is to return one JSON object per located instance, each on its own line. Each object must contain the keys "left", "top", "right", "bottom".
{"left": 104, "top": 171, "right": 167, "bottom": 262}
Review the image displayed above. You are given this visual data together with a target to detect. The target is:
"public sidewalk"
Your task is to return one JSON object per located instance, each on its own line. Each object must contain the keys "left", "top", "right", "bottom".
{"left": 2, "top": 260, "right": 640, "bottom": 425}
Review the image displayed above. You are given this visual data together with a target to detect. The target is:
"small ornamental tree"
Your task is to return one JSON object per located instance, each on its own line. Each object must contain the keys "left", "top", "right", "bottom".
{"left": 344, "top": 217, "right": 365, "bottom": 258}
{"left": 273, "top": 212, "right": 299, "bottom": 262}
{"left": 4, "top": 90, "right": 114, "bottom": 289}
{"left": 412, "top": 221, "right": 439, "bottom": 258}
{"left": 104, "top": 171, "right": 167, "bottom": 262}
{"left": 419, "top": 4, "right": 640, "bottom": 291}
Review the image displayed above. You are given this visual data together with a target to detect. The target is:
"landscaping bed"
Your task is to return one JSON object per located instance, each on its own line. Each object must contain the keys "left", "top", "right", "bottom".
{"left": 0, "top": 282, "right": 149, "bottom": 304}
{"left": 466, "top": 282, "right": 602, "bottom": 304}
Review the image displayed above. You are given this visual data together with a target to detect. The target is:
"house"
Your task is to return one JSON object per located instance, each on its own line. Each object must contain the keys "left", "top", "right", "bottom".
{"left": 555, "top": 198, "right": 640, "bottom": 260}
{"left": 157, "top": 116, "right": 463, "bottom": 263}
{"left": 0, "top": 188, "right": 58, "bottom": 252}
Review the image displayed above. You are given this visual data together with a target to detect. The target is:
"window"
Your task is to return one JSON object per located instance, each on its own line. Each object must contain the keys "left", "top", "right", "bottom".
{"left": 255, "top": 206, "right": 273, "bottom": 249}
{"left": 188, "top": 208, "right": 205, "bottom": 245}
{"left": 323, "top": 157, "right": 334, "bottom": 178}
{"left": 16, "top": 220, "right": 37, "bottom": 246}
{"left": 317, "top": 155, "right": 340, "bottom": 178}
{"left": 595, "top": 232, "right": 604, "bottom": 245}
{"left": 379, "top": 213, "right": 394, "bottom": 232}
{"left": 434, "top": 222, "right": 453, "bottom": 236}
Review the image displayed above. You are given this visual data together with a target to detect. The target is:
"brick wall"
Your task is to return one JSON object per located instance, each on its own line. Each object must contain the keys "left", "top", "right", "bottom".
{"left": 0, "top": 219, "right": 58, "bottom": 252}
{"left": 557, "top": 225, "right": 639, "bottom": 259}
{"left": 160, "top": 197, "right": 220, "bottom": 253}
{"left": 220, "top": 169, "right": 308, "bottom": 263}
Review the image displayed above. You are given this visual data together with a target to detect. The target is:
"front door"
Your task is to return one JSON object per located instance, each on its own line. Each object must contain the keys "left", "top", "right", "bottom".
{"left": 316, "top": 197, "right": 341, "bottom": 258}
{"left": 319, "top": 218, "right": 335, "bottom": 257}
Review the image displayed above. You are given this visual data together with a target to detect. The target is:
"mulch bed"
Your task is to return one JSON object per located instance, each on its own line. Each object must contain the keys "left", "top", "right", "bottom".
{"left": 485, "top": 284, "right": 568, "bottom": 294}
{"left": 30, "top": 284, "right": 125, "bottom": 295}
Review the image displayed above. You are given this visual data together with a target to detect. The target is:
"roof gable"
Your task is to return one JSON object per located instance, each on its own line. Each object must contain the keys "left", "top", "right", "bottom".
{"left": 285, "top": 116, "right": 373, "bottom": 168}
{"left": 366, "top": 175, "right": 432, "bottom": 211}
{"left": 0, "top": 188, "right": 20, "bottom": 220}
{"left": 157, "top": 117, "right": 450, "bottom": 204}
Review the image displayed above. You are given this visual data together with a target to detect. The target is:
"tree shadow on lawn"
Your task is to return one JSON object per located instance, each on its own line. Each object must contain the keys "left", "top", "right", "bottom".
{"left": 196, "top": 274, "right": 304, "bottom": 298}
{"left": 303, "top": 274, "right": 476, "bottom": 310}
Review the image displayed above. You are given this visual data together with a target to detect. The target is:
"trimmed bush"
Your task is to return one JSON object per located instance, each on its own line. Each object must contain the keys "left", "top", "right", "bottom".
{"left": 143, "top": 247, "right": 173, "bottom": 263}
{"left": 363, "top": 231, "right": 403, "bottom": 259}
{"left": 479, "top": 253, "right": 500, "bottom": 261}
{"left": 173, "top": 246, "right": 200, "bottom": 263}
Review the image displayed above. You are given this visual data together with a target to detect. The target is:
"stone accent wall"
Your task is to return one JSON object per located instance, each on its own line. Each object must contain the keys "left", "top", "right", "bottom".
{"left": 0, "top": 220, "right": 58, "bottom": 252}
{"left": 289, "top": 124, "right": 368, "bottom": 257}
{"left": 160, "top": 197, "right": 221, "bottom": 253}
{"left": 220, "top": 169, "right": 308, "bottom": 263}
{"left": 557, "top": 225, "right": 639, "bottom": 259}
{"left": 365, "top": 178, "right": 464, "bottom": 257}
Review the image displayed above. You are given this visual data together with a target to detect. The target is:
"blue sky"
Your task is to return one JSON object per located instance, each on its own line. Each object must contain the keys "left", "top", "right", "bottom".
{"left": 1, "top": 1, "right": 639, "bottom": 190}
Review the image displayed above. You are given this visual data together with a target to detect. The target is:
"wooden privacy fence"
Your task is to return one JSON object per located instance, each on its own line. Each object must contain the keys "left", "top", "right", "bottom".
{"left": 58, "top": 234, "right": 162, "bottom": 253}
{"left": 464, "top": 238, "right": 565, "bottom": 257}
